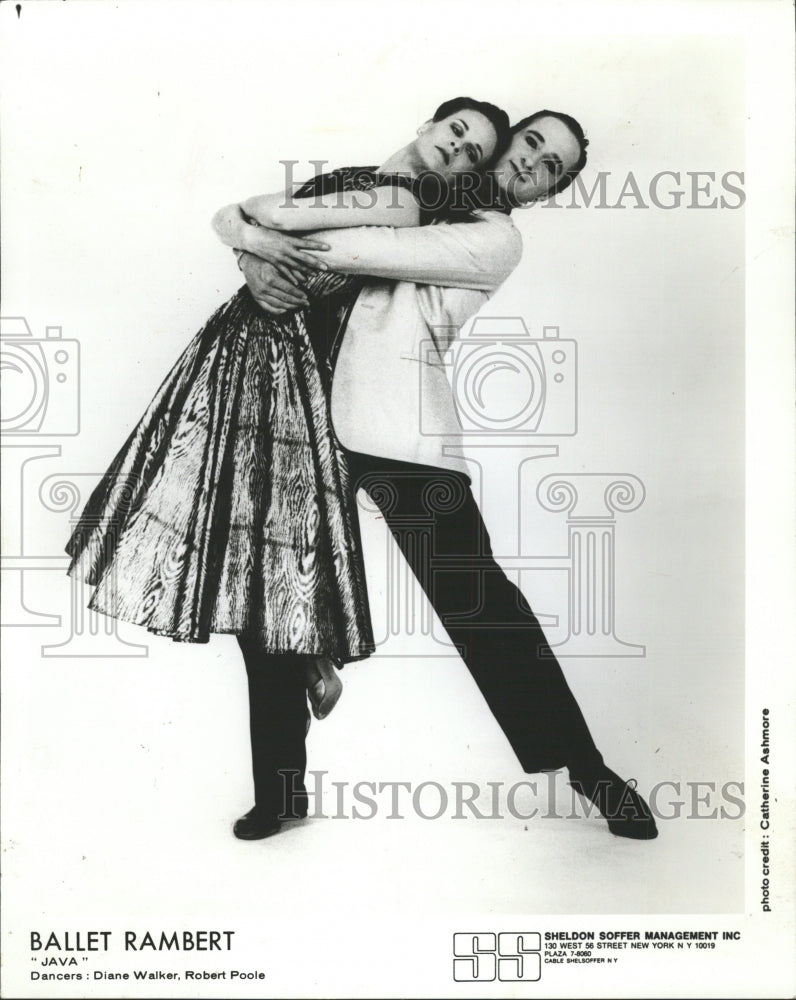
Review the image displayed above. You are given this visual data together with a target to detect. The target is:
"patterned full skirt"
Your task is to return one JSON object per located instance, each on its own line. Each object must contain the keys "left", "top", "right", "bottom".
{"left": 65, "top": 285, "right": 375, "bottom": 661}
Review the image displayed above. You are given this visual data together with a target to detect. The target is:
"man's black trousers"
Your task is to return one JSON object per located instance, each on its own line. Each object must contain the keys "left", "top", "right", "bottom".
{"left": 241, "top": 451, "right": 604, "bottom": 815}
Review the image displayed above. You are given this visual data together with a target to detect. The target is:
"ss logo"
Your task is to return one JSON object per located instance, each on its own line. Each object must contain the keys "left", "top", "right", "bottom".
{"left": 453, "top": 932, "right": 541, "bottom": 982}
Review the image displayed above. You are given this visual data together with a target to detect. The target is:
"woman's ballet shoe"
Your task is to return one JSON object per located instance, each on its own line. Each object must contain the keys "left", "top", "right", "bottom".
{"left": 306, "top": 657, "right": 343, "bottom": 720}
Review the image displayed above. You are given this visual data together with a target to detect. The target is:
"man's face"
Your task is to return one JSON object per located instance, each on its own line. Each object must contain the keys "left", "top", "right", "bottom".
{"left": 492, "top": 115, "right": 581, "bottom": 204}
{"left": 413, "top": 110, "right": 499, "bottom": 178}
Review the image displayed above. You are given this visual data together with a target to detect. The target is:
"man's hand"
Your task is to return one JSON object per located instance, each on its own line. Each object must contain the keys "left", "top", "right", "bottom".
{"left": 238, "top": 251, "right": 310, "bottom": 315}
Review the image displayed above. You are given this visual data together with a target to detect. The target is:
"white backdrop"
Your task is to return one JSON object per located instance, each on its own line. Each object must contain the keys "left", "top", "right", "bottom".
{"left": 1, "top": 2, "right": 793, "bottom": 998}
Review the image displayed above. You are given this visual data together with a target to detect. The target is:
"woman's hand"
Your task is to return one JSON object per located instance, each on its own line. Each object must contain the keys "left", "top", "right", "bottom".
{"left": 241, "top": 226, "right": 330, "bottom": 282}
{"left": 212, "top": 202, "right": 329, "bottom": 281}
{"left": 237, "top": 252, "right": 310, "bottom": 314}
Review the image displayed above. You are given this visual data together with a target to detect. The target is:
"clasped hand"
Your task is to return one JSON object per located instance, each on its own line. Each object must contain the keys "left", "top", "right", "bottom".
{"left": 240, "top": 227, "right": 330, "bottom": 315}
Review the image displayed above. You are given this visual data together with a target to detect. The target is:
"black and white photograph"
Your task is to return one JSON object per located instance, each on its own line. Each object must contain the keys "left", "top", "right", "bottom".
{"left": 1, "top": 1, "right": 793, "bottom": 997}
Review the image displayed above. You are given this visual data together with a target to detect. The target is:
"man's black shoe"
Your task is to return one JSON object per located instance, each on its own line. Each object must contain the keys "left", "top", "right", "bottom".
{"left": 233, "top": 807, "right": 282, "bottom": 841}
{"left": 569, "top": 766, "right": 659, "bottom": 840}
{"left": 232, "top": 801, "right": 308, "bottom": 840}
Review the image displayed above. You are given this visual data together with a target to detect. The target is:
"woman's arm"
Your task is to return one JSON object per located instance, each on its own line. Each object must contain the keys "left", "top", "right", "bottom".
{"left": 239, "top": 184, "right": 421, "bottom": 231}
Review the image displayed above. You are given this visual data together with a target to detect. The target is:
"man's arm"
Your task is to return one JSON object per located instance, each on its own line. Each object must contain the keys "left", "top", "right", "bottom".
{"left": 233, "top": 212, "right": 522, "bottom": 315}
{"left": 214, "top": 196, "right": 522, "bottom": 292}
{"left": 240, "top": 185, "right": 420, "bottom": 231}
{"left": 302, "top": 215, "right": 523, "bottom": 290}
{"left": 213, "top": 184, "right": 419, "bottom": 251}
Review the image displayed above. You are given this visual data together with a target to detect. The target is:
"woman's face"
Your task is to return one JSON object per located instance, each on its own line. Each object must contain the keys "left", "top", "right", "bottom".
{"left": 413, "top": 110, "right": 499, "bottom": 178}
{"left": 492, "top": 116, "right": 581, "bottom": 205}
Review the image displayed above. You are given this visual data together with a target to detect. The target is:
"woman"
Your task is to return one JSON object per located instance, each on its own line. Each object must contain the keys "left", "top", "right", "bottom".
{"left": 65, "top": 98, "right": 511, "bottom": 809}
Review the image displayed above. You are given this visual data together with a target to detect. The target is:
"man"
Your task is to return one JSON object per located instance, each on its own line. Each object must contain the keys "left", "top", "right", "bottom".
{"left": 220, "top": 110, "right": 658, "bottom": 842}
